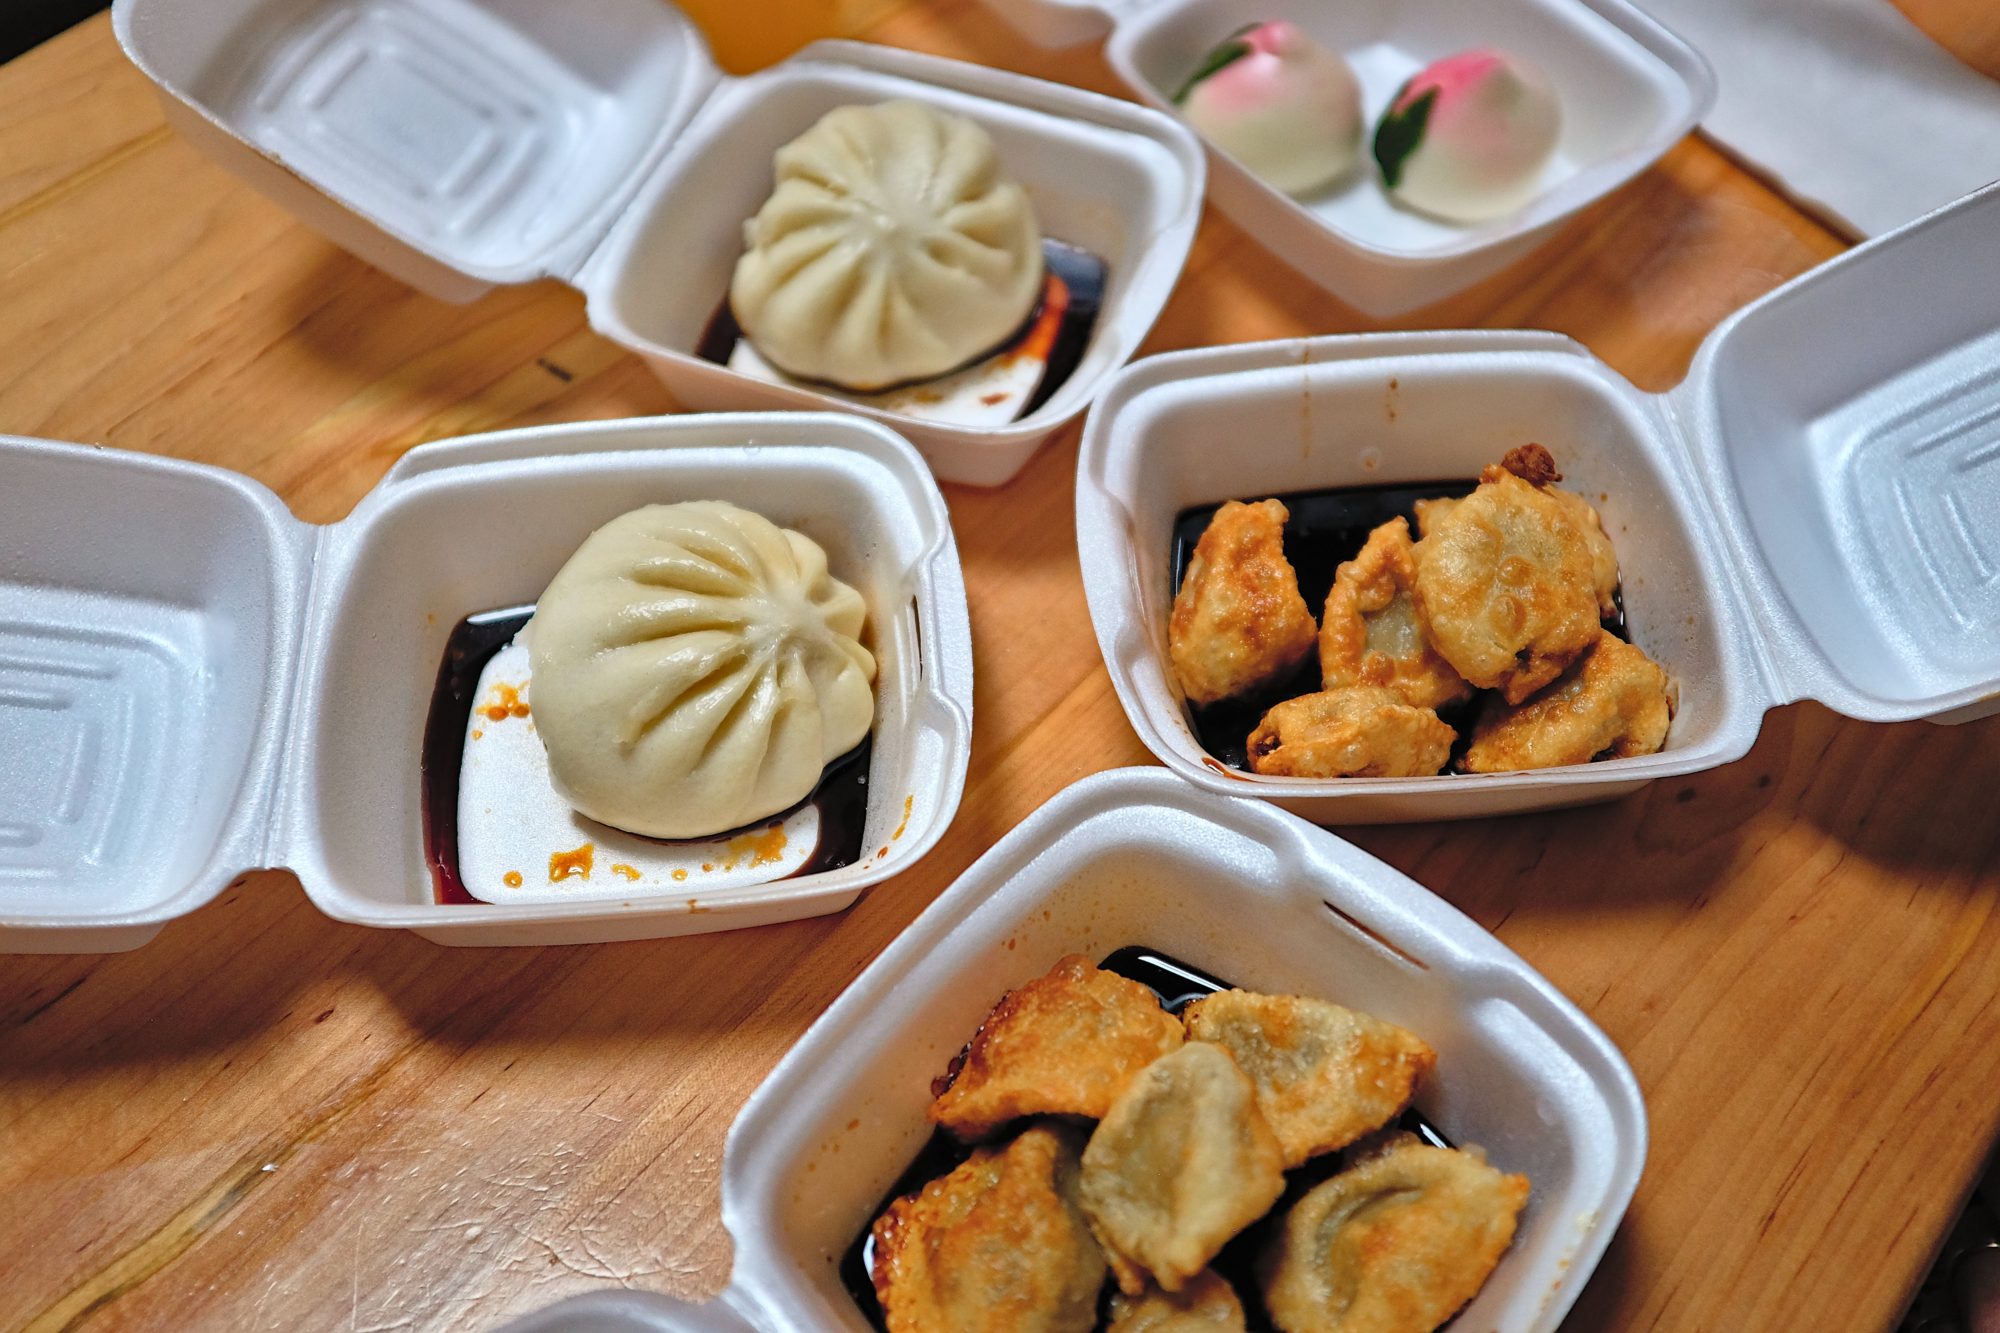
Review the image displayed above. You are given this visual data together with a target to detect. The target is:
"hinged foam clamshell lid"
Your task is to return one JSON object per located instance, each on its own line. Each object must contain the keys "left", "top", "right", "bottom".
{"left": 0, "top": 414, "right": 973, "bottom": 954}
{"left": 978, "top": 0, "right": 1715, "bottom": 318}
{"left": 113, "top": 0, "right": 722, "bottom": 298}
{"left": 495, "top": 768, "right": 1647, "bottom": 1333}
{"left": 1674, "top": 179, "right": 2000, "bottom": 726}
{"left": 109, "top": 1, "right": 1209, "bottom": 488}
{"left": 1074, "top": 182, "right": 2000, "bottom": 826}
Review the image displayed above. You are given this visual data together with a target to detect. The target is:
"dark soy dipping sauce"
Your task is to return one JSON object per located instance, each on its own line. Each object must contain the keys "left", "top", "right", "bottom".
{"left": 838, "top": 947, "right": 1453, "bottom": 1332}
{"left": 419, "top": 606, "right": 873, "bottom": 906}
{"left": 695, "top": 239, "right": 1107, "bottom": 422}
{"left": 1170, "top": 481, "right": 1630, "bottom": 772}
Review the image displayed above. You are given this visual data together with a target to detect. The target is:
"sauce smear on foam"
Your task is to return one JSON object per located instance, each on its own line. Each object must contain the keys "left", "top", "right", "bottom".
{"left": 420, "top": 606, "right": 874, "bottom": 906}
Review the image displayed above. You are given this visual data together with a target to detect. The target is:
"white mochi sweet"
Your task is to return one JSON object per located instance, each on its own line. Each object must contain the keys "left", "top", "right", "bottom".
{"left": 1179, "top": 21, "right": 1363, "bottom": 198}
{"left": 730, "top": 100, "right": 1044, "bottom": 393}
{"left": 1374, "top": 50, "right": 1562, "bottom": 224}
{"left": 527, "top": 502, "right": 876, "bottom": 840}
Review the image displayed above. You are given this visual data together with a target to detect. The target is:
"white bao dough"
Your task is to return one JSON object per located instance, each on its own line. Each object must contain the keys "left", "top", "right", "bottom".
{"left": 1181, "top": 22, "right": 1362, "bottom": 198}
{"left": 527, "top": 502, "right": 877, "bottom": 840}
{"left": 730, "top": 100, "right": 1044, "bottom": 392}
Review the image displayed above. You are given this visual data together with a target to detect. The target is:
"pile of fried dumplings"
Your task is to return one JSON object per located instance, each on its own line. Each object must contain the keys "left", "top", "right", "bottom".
{"left": 867, "top": 955, "right": 1530, "bottom": 1331}
{"left": 1170, "top": 443, "right": 1676, "bottom": 777}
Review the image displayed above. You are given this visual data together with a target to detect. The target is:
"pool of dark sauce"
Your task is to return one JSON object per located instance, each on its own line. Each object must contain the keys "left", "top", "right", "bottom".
{"left": 695, "top": 238, "right": 1107, "bottom": 422}
{"left": 1170, "top": 481, "right": 1630, "bottom": 773}
{"left": 419, "top": 606, "right": 873, "bottom": 907}
{"left": 837, "top": 947, "right": 1453, "bottom": 1331}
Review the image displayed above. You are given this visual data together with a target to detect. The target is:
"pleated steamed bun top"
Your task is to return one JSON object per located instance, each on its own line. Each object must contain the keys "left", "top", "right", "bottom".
{"left": 730, "top": 99, "right": 1045, "bottom": 393}
{"left": 527, "top": 502, "right": 877, "bottom": 840}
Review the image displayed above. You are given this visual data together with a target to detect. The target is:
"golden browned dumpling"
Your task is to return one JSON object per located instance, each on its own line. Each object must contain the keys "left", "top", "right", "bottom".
{"left": 1420, "top": 486, "right": 1618, "bottom": 616}
{"left": 1182, "top": 991, "right": 1436, "bottom": 1167}
{"left": 1247, "top": 688, "right": 1455, "bottom": 779}
{"left": 1261, "top": 1138, "right": 1529, "bottom": 1333}
{"left": 1410, "top": 496, "right": 1458, "bottom": 539}
{"left": 1107, "top": 1269, "right": 1248, "bottom": 1331}
{"left": 1319, "top": 518, "right": 1471, "bottom": 712}
{"left": 1080, "top": 1042, "right": 1286, "bottom": 1295}
{"left": 930, "top": 955, "right": 1186, "bottom": 1141}
{"left": 1459, "top": 630, "right": 1673, "bottom": 773}
{"left": 1550, "top": 488, "right": 1620, "bottom": 618}
{"left": 871, "top": 1124, "right": 1106, "bottom": 1333}
{"left": 1169, "top": 499, "right": 1318, "bottom": 706}
{"left": 1411, "top": 445, "right": 1601, "bottom": 704}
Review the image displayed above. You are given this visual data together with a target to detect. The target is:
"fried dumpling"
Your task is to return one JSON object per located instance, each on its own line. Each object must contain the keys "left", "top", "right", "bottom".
{"left": 1418, "top": 480, "right": 1618, "bottom": 617}
{"left": 930, "top": 955, "right": 1186, "bottom": 1141}
{"left": 1247, "top": 688, "right": 1454, "bottom": 779}
{"left": 1262, "top": 1137, "right": 1529, "bottom": 1333}
{"left": 1107, "top": 1269, "right": 1249, "bottom": 1331}
{"left": 1319, "top": 518, "right": 1472, "bottom": 712}
{"left": 1182, "top": 991, "right": 1436, "bottom": 1167}
{"left": 1080, "top": 1042, "right": 1286, "bottom": 1295}
{"left": 1170, "top": 499, "right": 1318, "bottom": 706}
{"left": 1410, "top": 496, "right": 1458, "bottom": 539}
{"left": 871, "top": 1123, "right": 1106, "bottom": 1333}
{"left": 1411, "top": 444, "right": 1601, "bottom": 704}
{"left": 1459, "top": 629, "right": 1673, "bottom": 773}
{"left": 1550, "top": 488, "right": 1620, "bottom": 619}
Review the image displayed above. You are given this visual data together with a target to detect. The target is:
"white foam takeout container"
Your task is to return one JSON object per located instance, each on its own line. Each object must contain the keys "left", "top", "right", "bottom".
{"left": 0, "top": 414, "right": 972, "bottom": 955}
{"left": 109, "top": 0, "right": 1205, "bottom": 488}
{"left": 982, "top": 0, "right": 1714, "bottom": 318}
{"left": 1078, "top": 183, "right": 2000, "bottom": 825}
{"left": 494, "top": 768, "right": 1646, "bottom": 1332}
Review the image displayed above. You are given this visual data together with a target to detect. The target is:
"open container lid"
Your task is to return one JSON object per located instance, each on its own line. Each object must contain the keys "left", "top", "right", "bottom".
{"left": 495, "top": 768, "right": 1647, "bottom": 1332}
{"left": 1677, "top": 179, "right": 2000, "bottom": 725}
{"left": 0, "top": 414, "right": 973, "bottom": 954}
{"left": 112, "top": 0, "right": 722, "bottom": 295}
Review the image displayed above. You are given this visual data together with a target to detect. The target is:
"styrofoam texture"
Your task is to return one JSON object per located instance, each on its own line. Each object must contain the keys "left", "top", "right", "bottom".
{"left": 0, "top": 441, "right": 307, "bottom": 954}
{"left": 112, "top": 0, "right": 719, "bottom": 301}
{"left": 496, "top": 768, "right": 1648, "bottom": 1333}
{"left": 1677, "top": 180, "right": 2000, "bottom": 723}
{"left": 579, "top": 40, "right": 1205, "bottom": 487}
{"left": 987, "top": 0, "right": 1713, "bottom": 317}
{"left": 112, "top": 5, "right": 1206, "bottom": 487}
{"left": 1077, "top": 186, "right": 2000, "bottom": 822}
{"left": 0, "top": 414, "right": 973, "bottom": 952}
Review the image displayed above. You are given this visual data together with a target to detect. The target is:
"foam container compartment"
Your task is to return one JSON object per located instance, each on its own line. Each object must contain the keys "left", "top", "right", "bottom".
{"left": 0, "top": 413, "right": 972, "bottom": 954}
{"left": 494, "top": 768, "right": 1646, "bottom": 1332}
{"left": 1077, "top": 183, "right": 2000, "bottom": 824}
{"left": 981, "top": 0, "right": 1713, "bottom": 317}
{"left": 110, "top": 0, "right": 1204, "bottom": 488}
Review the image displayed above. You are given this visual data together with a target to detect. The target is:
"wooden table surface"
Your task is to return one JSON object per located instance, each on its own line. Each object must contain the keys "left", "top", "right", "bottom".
{"left": 4, "top": 4, "right": 1999, "bottom": 1330}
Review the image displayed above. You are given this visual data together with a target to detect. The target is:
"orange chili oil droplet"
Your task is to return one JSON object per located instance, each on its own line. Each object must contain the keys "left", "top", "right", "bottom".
{"left": 611, "top": 863, "right": 640, "bottom": 882}
{"left": 548, "top": 842, "right": 594, "bottom": 882}
{"left": 480, "top": 681, "right": 530, "bottom": 723}
{"left": 502, "top": 870, "right": 522, "bottom": 888}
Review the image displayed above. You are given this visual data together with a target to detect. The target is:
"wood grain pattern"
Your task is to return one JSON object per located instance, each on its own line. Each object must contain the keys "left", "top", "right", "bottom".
{"left": 2, "top": 5, "right": 1998, "bottom": 1331}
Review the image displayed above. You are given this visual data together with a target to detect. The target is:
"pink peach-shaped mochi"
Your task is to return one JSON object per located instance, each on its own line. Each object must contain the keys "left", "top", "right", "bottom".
{"left": 1373, "top": 50, "right": 1561, "bottom": 223}
{"left": 1178, "top": 21, "right": 1362, "bottom": 198}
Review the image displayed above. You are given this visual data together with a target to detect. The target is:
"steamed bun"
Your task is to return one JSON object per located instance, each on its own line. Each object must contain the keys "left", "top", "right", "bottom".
{"left": 730, "top": 99, "right": 1044, "bottom": 392}
{"left": 527, "top": 502, "right": 876, "bottom": 839}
